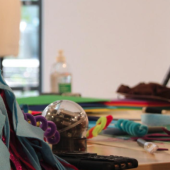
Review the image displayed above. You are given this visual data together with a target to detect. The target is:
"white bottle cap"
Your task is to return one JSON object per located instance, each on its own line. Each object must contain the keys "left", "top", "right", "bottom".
{"left": 56, "top": 50, "right": 66, "bottom": 62}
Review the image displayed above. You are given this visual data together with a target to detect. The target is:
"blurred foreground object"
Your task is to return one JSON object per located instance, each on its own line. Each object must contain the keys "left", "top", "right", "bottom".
{"left": 42, "top": 100, "right": 88, "bottom": 153}
{"left": 0, "top": 70, "right": 78, "bottom": 170}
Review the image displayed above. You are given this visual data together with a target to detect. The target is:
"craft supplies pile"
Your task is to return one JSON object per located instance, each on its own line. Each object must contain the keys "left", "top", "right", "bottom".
{"left": 0, "top": 72, "right": 78, "bottom": 170}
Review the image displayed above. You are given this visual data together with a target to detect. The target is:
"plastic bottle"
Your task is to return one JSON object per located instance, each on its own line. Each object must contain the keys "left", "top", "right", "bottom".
{"left": 50, "top": 50, "right": 72, "bottom": 93}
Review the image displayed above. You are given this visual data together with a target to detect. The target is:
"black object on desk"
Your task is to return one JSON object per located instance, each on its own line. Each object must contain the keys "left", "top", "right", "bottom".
{"left": 162, "top": 67, "right": 170, "bottom": 86}
{"left": 143, "top": 66, "right": 170, "bottom": 114}
{"left": 57, "top": 153, "right": 138, "bottom": 170}
{"left": 143, "top": 107, "right": 163, "bottom": 114}
{"left": 143, "top": 107, "right": 170, "bottom": 114}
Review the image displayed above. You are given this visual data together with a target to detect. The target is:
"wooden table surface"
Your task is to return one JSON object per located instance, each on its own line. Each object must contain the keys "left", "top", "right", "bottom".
{"left": 87, "top": 139, "right": 170, "bottom": 170}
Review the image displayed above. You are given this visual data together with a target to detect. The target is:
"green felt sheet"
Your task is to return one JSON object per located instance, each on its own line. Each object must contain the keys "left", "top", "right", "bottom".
{"left": 16, "top": 95, "right": 110, "bottom": 105}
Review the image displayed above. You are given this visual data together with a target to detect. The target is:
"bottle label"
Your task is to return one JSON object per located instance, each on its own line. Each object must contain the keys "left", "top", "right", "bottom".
{"left": 58, "top": 83, "right": 71, "bottom": 93}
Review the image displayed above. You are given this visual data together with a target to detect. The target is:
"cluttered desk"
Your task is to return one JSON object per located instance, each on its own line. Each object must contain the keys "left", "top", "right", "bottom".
{"left": 16, "top": 80, "right": 170, "bottom": 170}
{"left": 0, "top": 67, "right": 170, "bottom": 170}
{"left": 1, "top": 0, "right": 170, "bottom": 168}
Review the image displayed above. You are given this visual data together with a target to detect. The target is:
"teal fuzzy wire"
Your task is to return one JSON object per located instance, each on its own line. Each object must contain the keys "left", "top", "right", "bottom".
{"left": 115, "top": 119, "right": 148, "bottom": 137}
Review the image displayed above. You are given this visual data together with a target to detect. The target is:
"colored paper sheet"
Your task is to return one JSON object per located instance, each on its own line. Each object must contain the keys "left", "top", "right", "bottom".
{"left": 17, "top": 95, "right": 110, "bottom": 105}
{"left": 105, "top": 99, "right": 170, "bottom": 107}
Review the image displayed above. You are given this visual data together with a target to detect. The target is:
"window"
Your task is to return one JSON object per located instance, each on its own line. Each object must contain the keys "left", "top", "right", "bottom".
{"left": 1, "top": 0, "right": 42, "bottom": 97}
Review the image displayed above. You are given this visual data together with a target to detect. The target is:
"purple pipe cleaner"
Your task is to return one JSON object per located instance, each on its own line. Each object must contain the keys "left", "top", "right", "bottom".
{"left": 35, "top": 115, "right": 48, "bottom": 131}
{"left": 23, "top": 113, "right": 60, "bottom": 144}
{"left": 44, "top": 121, "right": 56, "bottom": 138}
{"left": 24, "top": 113, "right": 36, "bottom": 126}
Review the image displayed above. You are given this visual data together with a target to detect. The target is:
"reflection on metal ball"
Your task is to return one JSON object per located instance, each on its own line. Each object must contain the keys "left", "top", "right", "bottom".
{"left": 42, "top": 100, "right": 88, "bottom": 153}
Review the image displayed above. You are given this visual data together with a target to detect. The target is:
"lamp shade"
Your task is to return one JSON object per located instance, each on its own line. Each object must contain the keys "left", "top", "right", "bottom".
{"left": 0, "top": 0, "right": 21, "bottom": 57}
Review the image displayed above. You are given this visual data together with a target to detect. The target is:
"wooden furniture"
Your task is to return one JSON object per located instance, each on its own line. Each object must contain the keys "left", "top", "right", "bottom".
{"left": 87, "top": 138, "right": 170, "bottom": 170}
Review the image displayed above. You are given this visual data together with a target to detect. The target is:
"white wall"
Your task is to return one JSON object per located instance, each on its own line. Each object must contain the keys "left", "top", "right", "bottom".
{"left": 43, "top": 0, "right": 170, "bottom": 98}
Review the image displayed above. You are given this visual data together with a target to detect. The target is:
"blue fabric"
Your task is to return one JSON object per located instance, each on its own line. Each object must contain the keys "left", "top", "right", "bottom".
{"left": 0, "top": 96, "right": 10, "bottom": 147}
{"left": 0, "top": 71, "right": 75, "bottom": 170}
{"left": 0, "top": 111, "right": 10, "bottom": 170}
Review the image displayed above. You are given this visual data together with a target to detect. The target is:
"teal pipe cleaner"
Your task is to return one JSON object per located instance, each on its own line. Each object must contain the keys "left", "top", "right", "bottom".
{"left": 115, "top": 119, "right": 148, "bottom": 137}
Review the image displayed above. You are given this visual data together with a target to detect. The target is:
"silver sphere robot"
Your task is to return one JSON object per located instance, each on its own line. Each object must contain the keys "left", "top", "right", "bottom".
{"left": 42, "top": 100, "right": 88, "bottom": 153}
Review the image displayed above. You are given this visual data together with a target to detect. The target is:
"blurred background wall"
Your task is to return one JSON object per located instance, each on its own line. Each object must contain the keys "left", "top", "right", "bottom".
{"left": 43, "top": 0, "right": 170, "bottom": 98}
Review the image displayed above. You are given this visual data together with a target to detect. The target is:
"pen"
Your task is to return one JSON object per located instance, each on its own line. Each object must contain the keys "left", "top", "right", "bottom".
{"left": 137, "top": 138, "right": 158, "bottom": 154}
{"left": 162, "top": 67, "right": 170, "bottom": 86}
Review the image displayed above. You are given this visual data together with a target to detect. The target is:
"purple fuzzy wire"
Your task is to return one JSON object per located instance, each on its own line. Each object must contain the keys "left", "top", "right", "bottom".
{"left": 44, "top": 121, "right": 56, "bottom": 138}
{"left": 23, "top": 113, "right": 60, "bottom": 144}
{"left": 47, "top": 131, "right": 60, "bottom": 145}
{"left": 34, "top": 115, "right": 60, "bottom": 144}
{"left": 35, "top": 115, "right": 48, "bottom": 131}
{"left": 23, "top": 112, "right": 27, "bottom": 120}
{"left": 24, "top": 113, "right": 36, "bottom": 126}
